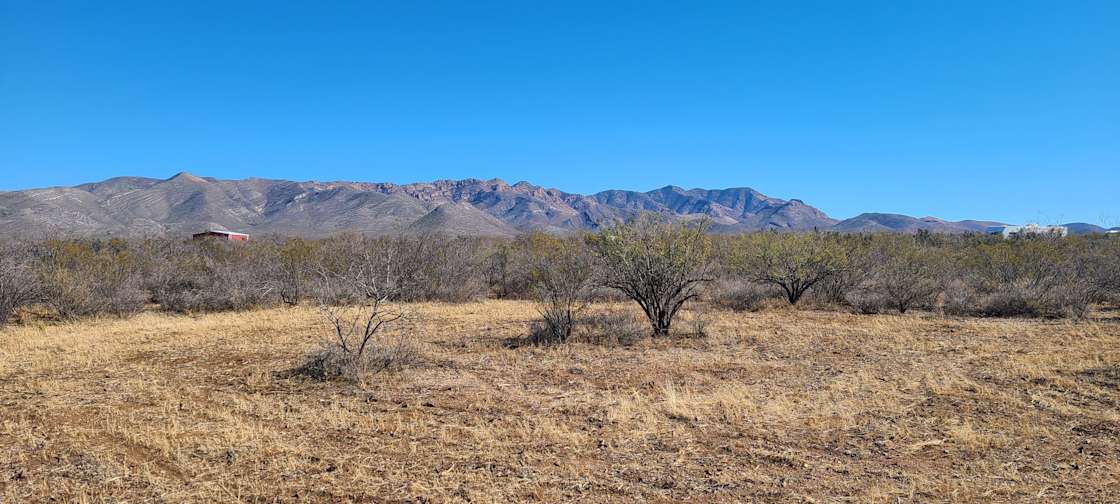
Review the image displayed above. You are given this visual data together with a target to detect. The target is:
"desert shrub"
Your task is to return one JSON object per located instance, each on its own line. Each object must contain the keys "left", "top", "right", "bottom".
{"left": 849, "top": 235, "right": 943, "bottom": 314}
{"left": 144, "top": 239, "right": 281, "bottom": 313}
{"left": 304, "top": 237, "right": 415, "bottom": 381}
{"left": 587, "top": 216, "right": 713, "bottom": 336}
{"left": 483, "top": 239, "right": 536, "bottom": 299}
{"left": 942, "top": 237, "right": 1087, "bottom": 318}
{"left": 297, "top": 331, "right": 417, "bottom": 381}
{"left": 572, "top": 310, "right": 647, "bottom": 346}
{"left": 393, "top": 234, "right": 489, "bottom": 302}
{"left": 732, "top": 232, "right": 849, "bottom": 305}
{"left": 37, "top": 239, "right": 146, "bottom": 320}
{"left": 846, "top": 289, "right": 890, "bottom": 314}
{"left": 0, "top": 241, "right": 41, "bottom": 326}
{"left": 1077, "top": 237, "right": 1120, "bottom": 304}
{"left": 810, "top": 236, "right": 872, "bottom": 307}
{"left": 524, "top": 232, "right": 593, "bottom": 344}
{"left": 710, "top": 278, "right": 785, "bottom": 311}
{"left": 274, "top": 237, "right": 316, "bottom": 305}
{"left": 484, "top": 241, "right": 515, "bottom": 298}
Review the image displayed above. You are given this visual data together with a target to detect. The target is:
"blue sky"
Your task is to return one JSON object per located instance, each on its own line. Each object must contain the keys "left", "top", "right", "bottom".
{"left": 2, "top": 1, "right": 1117, "bottom": 224}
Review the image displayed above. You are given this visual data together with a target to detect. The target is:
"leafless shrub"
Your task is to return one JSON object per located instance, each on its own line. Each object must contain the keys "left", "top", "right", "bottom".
{"left": 393, "top": 234, "right": 488, "bottom": 302}
{"left": 144, "top": 240, "right": 280, "bottom": 313}
{"left": 274, "top": 238, "right": 316, "bottom": 305}
{"left": 302, "top": 238, "right": 416, "bottom": 381}
{"left": 846, "top": 289, "right": 890, "bottom": 315}
{"left": 707, "top": 278, "right": 779, "bottom": 311}
{"left": 587, "top": 216, "right": 713, "bottom": 336}
{"left": 0, "top": 241, "right": 41, "bottom": 326}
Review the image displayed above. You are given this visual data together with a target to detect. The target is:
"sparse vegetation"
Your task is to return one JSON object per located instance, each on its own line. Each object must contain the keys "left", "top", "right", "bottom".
{"left": 3, "top": 301, "right": 1119, "bottom": 501}
{"left": 2, "top": 225, "right": 1120, "bottom": 501}
{"left": 1, "top": 226, "right": 1118, "bottom": 326}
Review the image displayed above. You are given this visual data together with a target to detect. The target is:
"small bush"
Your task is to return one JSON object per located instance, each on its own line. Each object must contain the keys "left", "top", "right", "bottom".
{"left": 711, "top": 279, "right": 785, "bottom": 312}
{"left": 846, "top": 289, "right": 890, "bottom": 315}
{"left": 573, "top": 310, "right": 647, "bottom": 347}
{"left": 297, "top": 335, "right": 417, "bottom": 382}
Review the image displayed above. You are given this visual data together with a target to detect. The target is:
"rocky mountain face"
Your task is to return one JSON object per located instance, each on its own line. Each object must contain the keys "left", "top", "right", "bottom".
{"left": 0, "top": 172, "right": 1028, "bottom": 237}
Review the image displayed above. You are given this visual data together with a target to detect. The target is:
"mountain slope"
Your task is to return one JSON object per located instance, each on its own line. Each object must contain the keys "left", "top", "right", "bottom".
{"left": 408, "top": 202, "right": 518, "bottom": 237}
{"left": 0, "top": 172, "right": 1021, "bottom": 237}
{"left": 1062, "top": 223, "right": 1108, "bottom": 235}
{"left": 831, "top": 214, "right": 1005, "bottom": 234}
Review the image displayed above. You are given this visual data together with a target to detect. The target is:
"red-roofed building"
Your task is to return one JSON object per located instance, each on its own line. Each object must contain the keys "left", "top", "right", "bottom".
{"left": 192, "top": 228, "right": 249, "bottom": 241}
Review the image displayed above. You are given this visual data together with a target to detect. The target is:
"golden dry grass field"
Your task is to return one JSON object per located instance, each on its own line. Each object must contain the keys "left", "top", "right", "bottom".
{"left": 2, "top": 301, "right": 1119, "bottom": 502}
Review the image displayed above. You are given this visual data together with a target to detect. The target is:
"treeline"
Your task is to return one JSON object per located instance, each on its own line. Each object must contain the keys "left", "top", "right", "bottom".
{"left": 2, "top": 222, "right": 1119, "bottom": 329}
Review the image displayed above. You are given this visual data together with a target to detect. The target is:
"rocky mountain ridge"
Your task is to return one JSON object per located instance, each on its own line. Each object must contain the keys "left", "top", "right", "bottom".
{"left": 0, "top": 172, "right": 1056, "bottom": 237}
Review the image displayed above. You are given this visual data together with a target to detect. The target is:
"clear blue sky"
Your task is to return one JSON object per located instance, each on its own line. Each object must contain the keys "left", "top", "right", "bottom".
{"left": 2, "top": 1, "right": 1117, "bottom": 224}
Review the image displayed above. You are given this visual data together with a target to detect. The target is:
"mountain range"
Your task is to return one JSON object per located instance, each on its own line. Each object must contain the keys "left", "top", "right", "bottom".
{"left": 0, "top": 172, "right": 1108, "bottom": 238}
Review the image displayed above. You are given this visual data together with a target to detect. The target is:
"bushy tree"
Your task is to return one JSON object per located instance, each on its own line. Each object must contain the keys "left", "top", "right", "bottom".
{"left": 140, "top": 239, "right": 281, "bottom": 313}
{"left": 732, "top": 232, "right": 848, "bottom": 305}
{"left": 392, "top": 234, "right": 489, "bottom": 302}
{"left": 587, "top": 217, "right": 712, "bottom": 336}
{"left": 856, "top": 235, "right": 943, "bottom": 313}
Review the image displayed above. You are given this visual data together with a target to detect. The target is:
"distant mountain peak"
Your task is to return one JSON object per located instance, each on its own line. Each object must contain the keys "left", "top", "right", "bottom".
{"left": 167, "top": 171, "right": 206, "bottom": 183}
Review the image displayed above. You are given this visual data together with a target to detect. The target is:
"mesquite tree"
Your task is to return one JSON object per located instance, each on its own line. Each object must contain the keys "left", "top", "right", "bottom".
{"left": 733, "top": 231, "right": 848, "bottom": 305}
{"left": 587, "top": 217, "right": 712, "bottom": 336}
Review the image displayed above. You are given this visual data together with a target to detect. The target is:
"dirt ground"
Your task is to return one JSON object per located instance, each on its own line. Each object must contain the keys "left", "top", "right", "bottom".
{"left": 2, "top": 301, "right": 1119, "bottom": 502}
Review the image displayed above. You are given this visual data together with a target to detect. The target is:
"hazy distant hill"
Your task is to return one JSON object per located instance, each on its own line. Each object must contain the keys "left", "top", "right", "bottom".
{"left": 1063, "top": 223, "right": 1109, "bottom": 235}
{"left": 831, "top": 214, "right": 1005, "bottom": 234}
{"left": 0, "top": 171, "right": 1066, "bottom": 238}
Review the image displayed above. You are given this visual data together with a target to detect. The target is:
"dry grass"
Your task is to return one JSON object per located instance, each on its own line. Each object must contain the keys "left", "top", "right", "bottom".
{"left": 2, "top": 302, "right": 1119, "bottom": 502}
